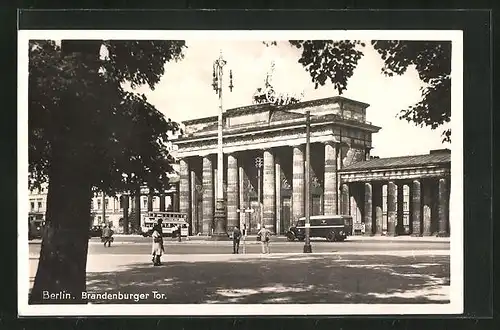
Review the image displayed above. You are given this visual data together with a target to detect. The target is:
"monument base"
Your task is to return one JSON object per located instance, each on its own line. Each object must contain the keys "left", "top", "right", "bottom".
{"left": 211, "top": 232, "right": 230, "bottom": 241}
{"left": 212, "top": 198, "right": 229, "bottom": 240}
{"left": 303, "top": 243, "right": 312, "bottom": 253}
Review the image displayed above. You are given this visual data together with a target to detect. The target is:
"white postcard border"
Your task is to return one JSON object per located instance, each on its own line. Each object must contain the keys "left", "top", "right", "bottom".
{"left": 18, "top": 29, "right": 464, "bottom": 316}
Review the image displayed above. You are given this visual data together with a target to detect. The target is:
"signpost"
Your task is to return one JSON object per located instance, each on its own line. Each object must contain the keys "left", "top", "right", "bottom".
{"left": 237, "top": 208, "right": 254, "bottom": 254}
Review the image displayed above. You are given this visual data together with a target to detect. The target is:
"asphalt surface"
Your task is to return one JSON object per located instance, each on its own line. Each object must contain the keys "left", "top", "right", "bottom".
{"left": 29, "top": 236, "right": 450, "bottom": 256}
{"left": 28, "top": 252, "right": 450, "bottom": 304}
{"left": 27, "top": 236, "right": 451, "bottom": 305}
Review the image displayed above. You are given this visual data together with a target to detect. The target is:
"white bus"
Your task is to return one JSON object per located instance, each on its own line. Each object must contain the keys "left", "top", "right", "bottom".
{"left": 141, "top": 211, "right": 189, "bottom": 237}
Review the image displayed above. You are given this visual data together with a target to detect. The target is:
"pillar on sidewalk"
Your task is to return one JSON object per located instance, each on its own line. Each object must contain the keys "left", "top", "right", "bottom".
{"left": 263, "top": 149, "right": 275, "bottom": 233}
{"left": 373, "top": 183, "right": 383, "bottom": 235}
{"left": 364, "top": 182, "right": 373, "bottom": 235}
{"left": 202, "top": 156, "right": 214, "bottom": 235}
{"left": 422, "top": 180, "right": 433, "bottom": 236}
{"left": 179, "top": 159, "right": 190, "bottom": 227}
{"left": 292, "top": 145, "right": 305, "bottom": 223}
{"left": 341, "top": 183, "right": 349, "bottom": 215}
{"left": 227, "top": 153, "right": 239, "bottom": 233}
{"left": 411, "top": 179, "right": 422, "bottom": 236}
{"left": 387, "top": 181, "right": 397, "bottom": 236}
{"left": 323, "top": 142, "right": 338, "bottom": 215}
{"left": 275, "top": 156, "right": 282, "bottom": 235}
{"left": 438, "top": 177, "right": 449, "bottom": 237}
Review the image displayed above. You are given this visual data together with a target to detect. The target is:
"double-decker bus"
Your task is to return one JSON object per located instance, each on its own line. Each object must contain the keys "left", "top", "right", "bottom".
{"left": 141, "top": 211, "right": 189, "bottom": 237}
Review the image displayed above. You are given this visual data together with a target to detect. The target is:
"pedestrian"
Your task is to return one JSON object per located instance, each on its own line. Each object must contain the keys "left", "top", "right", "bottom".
{"left": 151, "top": 219, "right": 164, "bottom": 266}
{"left": 257, "top": 225, "right": 271, "bottom": 254}
{"left": 102, "top": 224, "right": 113, "bottom": 247}
{"left": 232, "top": 226, "right": 242, "bottom": 254}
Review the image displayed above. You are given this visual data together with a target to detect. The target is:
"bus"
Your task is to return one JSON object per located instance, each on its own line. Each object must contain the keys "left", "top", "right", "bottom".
{"left": 28, "top": 213, "right": 45, "bottom": 240}
{"left": 286, "top": 215, "right": 353, "bottom": 242}
{"left": 141, "top": 211, "right": 189, "bottom": 237}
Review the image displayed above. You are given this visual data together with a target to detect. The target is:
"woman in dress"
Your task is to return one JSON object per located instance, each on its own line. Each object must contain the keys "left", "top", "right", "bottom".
{"left": 151, "top": 219, "right": 164, "bottom": 266}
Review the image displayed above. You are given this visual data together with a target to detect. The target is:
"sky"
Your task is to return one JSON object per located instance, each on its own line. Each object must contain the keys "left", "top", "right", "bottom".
{"left": 130, "top": 40, "right": 451, "bottom": 158}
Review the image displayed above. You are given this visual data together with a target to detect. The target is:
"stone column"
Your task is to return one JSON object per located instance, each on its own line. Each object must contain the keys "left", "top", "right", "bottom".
{"left": 438, "top": 177, "right": 449, "bottom": 236}
{"left": 179, "top": 159, "right": 190, "bottom": 225}
{"left": 422, "top": 180, "right": 433, "bottom": 236}
{"left": 411, "top": 179, "right": 422, "bottom": 236}
{"left": 323, "top": 142, "right": 338, "bottom": 215}
{"left": 364, "top": 182, "right": 373, "bottom": 235}
{"left": 292, "top": 145, "right": 305, "bottom": 223}
{"left": 263, "top": 149, "right": 275, "bottom": 233}
{"left": 134, "top": 188, "right": 141, "bottom": 232}
{"left": 336, "top": 146, "right": 342, "bottom": 212}
{"left": 202, "top": 156, "right": 214, "bottom": 235}
{"left": 373, "top": 183, "right": 383, "bottom": 235}
{"left": 341, "top": 183, "right": 349, "bottom": 215}
{"left": 227, "top": 153, "right": 239, "bottom": 233}
{"left": 387, "top": 181, "right": 397, "bottom": 236}
{"left": 147, "top": 189, "right": 153, "bottom": 212}
{"left": 172, "top": 189, "right": 179, "bottom": 212}
{"left": 190, "top": 169, "right": 197, "bottom": 234}
{"left": 396, "top": 182, "right": 404, "bottom": 234}
{"left": 275, "top": 156, "right": 282, "bottom": 235}
{"left": 122, "top": 194, "right": 129, "bottom": 234}
{"left": 159, "top": 193, "right": 166, "bottom": 212}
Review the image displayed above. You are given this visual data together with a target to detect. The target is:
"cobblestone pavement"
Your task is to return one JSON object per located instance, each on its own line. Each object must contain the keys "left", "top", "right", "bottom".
{"left": 29, "top": 251, "right": 450, "bottom": 304}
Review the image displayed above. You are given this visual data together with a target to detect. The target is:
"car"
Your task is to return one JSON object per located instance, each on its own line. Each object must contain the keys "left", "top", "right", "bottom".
{"left": 286, "top": 215, "right": 353, "bottom": 242}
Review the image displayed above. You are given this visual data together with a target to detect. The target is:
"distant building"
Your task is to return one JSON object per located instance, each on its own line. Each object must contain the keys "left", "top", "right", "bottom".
{"left": 28, "top": 169, "right": 180, "bottom": 234}
{"left": 172, "top": 96, "right": 450, "bottom": 237}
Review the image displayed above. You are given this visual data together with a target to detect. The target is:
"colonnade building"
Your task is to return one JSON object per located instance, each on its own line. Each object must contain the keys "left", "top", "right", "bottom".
{"left": 172, "top": 96, "right": 451, "bottom": 237}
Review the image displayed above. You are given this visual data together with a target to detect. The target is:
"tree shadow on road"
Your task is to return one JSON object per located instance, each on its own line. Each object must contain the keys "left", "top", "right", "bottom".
{"left": 83, "top": 254, "right": 450, "bottom": 304}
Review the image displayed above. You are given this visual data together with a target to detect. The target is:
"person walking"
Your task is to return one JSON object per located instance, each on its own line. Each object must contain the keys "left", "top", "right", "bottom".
{"left": 102, "top": 224, "right": 114, "bottom": 247}
{"left": 151, "top": 219, "right": 165, "bottom": 266}
{"left": 257, "top": 225, "right": 271, "bottom": 254}
{"left": 232, "top": 226, "right": 242, "bottom": 254}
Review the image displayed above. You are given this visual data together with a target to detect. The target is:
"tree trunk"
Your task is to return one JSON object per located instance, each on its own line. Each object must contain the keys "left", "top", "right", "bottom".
{"left": 29, "top": 158, "right": 92, "bottom": 304}
{"left": 29, "top": 40, "right": 101, "bottom": 304}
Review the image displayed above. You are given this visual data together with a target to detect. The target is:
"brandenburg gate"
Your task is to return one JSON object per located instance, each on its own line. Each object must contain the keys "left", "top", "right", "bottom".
{"left": 172, "top": 96, "right": 450, "bottom": 237}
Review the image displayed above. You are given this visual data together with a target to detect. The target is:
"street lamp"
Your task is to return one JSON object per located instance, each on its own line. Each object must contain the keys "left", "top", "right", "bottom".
{"left": 303, "top": 110, "right": 312, "bottom": 253}
{"left": 212, "top": 51, "right": 234, "bottom": 239}
{"left": 254, "top": 156, "right": 263, "bottom": 229}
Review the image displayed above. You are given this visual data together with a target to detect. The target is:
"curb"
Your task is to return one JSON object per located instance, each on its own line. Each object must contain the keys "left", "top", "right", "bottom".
{"left": 29, "top": 250, "right": 450, "bottom": 261}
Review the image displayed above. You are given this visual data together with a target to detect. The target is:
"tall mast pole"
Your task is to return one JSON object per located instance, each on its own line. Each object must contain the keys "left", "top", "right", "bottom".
{"left": 212, "top": 50, "right": 233, "bottom": 239}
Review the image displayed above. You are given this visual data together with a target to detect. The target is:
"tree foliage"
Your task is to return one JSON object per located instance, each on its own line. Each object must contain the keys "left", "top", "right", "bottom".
{"left": 286, "top": 40, "right": 451, "bottom": 142}
{"left": 29, "top": 40, "right": 186, "bottom": 194}
{"left": 28, "top": 39, "right": 186, "bottom": 304}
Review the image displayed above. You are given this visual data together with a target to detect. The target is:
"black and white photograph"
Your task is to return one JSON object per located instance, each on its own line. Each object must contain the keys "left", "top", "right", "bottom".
{"left": 18, "top": 30, "right": 463, "bottom": 316}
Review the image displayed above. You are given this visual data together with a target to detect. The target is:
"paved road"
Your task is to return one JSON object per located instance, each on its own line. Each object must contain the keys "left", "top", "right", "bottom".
{"left": 29, "top": 237, "right": 450, "bottom": 256}
{"left": 28, "top": 236, "right": 450, "bottom": 304}
{"left": 29, "top": 251, "right": 450, "bottom": 304}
